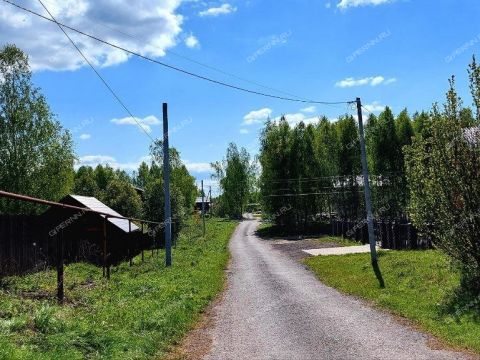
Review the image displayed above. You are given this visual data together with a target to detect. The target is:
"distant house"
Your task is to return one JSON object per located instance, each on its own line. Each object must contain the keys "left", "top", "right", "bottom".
{"left": 132, "top": 186, "right": 145, "bottom": 199}
{"left": 194, "top": 196, "right": 210, "bottom": 212}
{"left": 43, "top": 195, "right": 144, "bottom": 266}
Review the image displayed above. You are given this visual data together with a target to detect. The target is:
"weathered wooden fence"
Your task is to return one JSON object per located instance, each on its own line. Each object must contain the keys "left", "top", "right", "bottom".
{"left": 0, "top": 215, "right": 49, "bottom": 276}
{"left": 330, "top": 218, "right": 433, "bottom": 250}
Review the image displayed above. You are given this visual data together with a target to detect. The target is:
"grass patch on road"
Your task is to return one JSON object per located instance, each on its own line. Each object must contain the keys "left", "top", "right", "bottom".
{"left": 0, "top": 218, "right": 237, "bottom": 360}
{"left": 304, "top": 250, "right": 480, "bottom": 353}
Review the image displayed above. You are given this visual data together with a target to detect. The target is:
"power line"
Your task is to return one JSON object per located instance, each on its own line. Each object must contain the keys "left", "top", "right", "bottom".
{"left": 35, "top": 0, "right": 154, "bottom": 142}
{"left": 265, "top": 190, "right": 365, "bottom": 197}
{"left": 4, "top": 0, "right": 354, "bottom": 106}
{"left": 36, "top": 0, "right": 307, "bottom": 102}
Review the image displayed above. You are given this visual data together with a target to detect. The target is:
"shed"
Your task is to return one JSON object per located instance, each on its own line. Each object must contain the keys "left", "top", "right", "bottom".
{"left": 195, "top": 196, "right": 210, "bottom": 212}
{"left": 42, "top": 195, "right": 143, "bottom": 266}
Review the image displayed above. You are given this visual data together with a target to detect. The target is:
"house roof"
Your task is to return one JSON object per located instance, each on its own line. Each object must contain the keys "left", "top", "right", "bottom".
{"left": 69, "top": 195, "right": 139, "bottom": 233}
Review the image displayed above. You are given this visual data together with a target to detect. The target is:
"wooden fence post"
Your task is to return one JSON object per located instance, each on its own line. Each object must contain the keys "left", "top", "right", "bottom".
{"left": 103, "top": 217, "right": 110, "bottom": 279}
{"left": 129, "top": 220, "right": 133, "bottom": 266}
{"left": 141, "top": 223, "right": 144, "bottom": 263}
{"left": 56, "top": 228, "right": 64, "bottom": 304}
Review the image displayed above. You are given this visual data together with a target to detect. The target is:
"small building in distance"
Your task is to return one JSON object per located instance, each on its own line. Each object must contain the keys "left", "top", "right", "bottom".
{"left": 42, "top": 195, "right": 144, "bottom": 266}
{"left": 194, "top": 196, "right": 210, "bottom": 212}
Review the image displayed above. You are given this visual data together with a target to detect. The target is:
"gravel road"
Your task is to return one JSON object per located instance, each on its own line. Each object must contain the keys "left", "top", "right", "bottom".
{"left": 204, "top": 219, "right": 466, "bottom": 360}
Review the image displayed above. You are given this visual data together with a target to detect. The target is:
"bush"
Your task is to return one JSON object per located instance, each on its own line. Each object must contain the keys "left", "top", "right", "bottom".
{"left": 405, "top": 67, "right": 480, "bottom": 295}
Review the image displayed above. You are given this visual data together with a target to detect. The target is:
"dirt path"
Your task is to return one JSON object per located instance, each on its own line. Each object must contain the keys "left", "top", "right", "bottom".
{"left": 201, "top": 219, "right": 465, "bottom": 360}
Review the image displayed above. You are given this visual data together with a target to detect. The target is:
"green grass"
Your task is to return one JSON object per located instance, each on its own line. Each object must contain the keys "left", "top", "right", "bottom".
{"left": 310, "top": 236, "right": 361, "bottom": 247}
{"left": 256, "top": 223, "right": 361, "bottom": 247}
{"left": 0, "top": 218, "right": 237, "bottom": 360}
{"left": 304, "top": 250, "right": 480, "bottom": 353}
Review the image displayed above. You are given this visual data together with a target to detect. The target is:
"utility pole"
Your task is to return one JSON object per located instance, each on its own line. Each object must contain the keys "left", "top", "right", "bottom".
{"left": 201, "top": 180, "right": 206, "bottom": 236}
{"left": 356, "top": 97, "right": 377, "bottom": 264}
{"left": 163, "top": 103, "right": 172, "bottom": 267}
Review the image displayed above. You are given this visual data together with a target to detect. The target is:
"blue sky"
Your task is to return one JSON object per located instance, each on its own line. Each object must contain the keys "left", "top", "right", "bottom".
{"left": 1, "top": 0, "right": 479, "bottom": 191}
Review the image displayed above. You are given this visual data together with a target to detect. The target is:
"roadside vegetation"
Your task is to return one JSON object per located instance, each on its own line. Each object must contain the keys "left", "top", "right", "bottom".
{"left": 256, "top": 223, "right": 359, "bottom": 247}
{"left": 304, "top": 250, "right": 480, "bottom": 353}
{"left": 254, "top": 57, "right": 480, "bottom": 302}
{"left": 0, "top": 44, "right": 197, "bottom": 235}
{"left": 210, "top": 143, "right": 257, "bottom": 219}
{"left": 0, "top": 218, "right": 237, "bottom": 360}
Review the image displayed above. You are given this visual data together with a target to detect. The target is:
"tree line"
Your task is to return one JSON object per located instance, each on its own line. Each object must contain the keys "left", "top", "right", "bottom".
{"left": 257, "top": 56, "right": 480, "bottom": 295}
{"left": 0, "top": 44, "right": 197, "bottom": 229}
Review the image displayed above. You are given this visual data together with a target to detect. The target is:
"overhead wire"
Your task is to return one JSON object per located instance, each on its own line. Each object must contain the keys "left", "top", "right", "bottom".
{"left": 35, "top": 0, "right": 155, "bottom": 142}
{"left": 35, "top": 0, "right": 314, "bottom": 103}
{"left": 3, "top": 0, "right": 354, "bottom": 106}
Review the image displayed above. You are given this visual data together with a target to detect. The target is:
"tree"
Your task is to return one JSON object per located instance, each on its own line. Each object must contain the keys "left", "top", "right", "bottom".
{"left": 405, "top": 60, "right": 480, "bottom": 296}
{"left": 74, "top": 166, "right": 100, "bottom": 197}
{"left": 94, "top": 164, "right": 116, "bottom": 195}
{"left": 104, "top": 179, "right": 142, "bottom": 218}
{"left": 0, "top": 45, "right": 75, "bottom": 214}
{"left": 212, "top": 143, "right": 253, "bottom": 219}
{"left": 468, "top": 55, "right": 480, "bottom": 122}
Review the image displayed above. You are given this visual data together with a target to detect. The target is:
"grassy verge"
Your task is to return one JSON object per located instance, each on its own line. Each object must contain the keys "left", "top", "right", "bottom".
{"left": 304, "top": 250, "right": 480, "bottom": 353}
{"left": 256, "top": 223, "right": 360, "bottom": 247}
{"left": 0, "top": 218, "right": 237, "bottom": 360}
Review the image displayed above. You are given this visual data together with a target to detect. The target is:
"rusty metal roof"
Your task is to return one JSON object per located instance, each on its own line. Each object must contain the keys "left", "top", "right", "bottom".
{"left": 70, "top": 195, "right": 139, "bottom": 233}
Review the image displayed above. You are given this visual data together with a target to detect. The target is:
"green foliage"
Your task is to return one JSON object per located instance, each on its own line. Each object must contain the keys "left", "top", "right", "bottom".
{"left": 104, "top": 179, "right": 142, "bottom": 218}
{"left": 0, "top": 45, "right": 75, "bottom": 214}
{"left": 259, "top": 114, "right": 364, "bottom": 228}
{"left": 73, "top": 166, "right": 100, "bottom": 197}
{"left": 405, "top": 57, "right": 480, "bottom": 295}
{"left": 145, "top": 140, "right": 197, "bottom": 227}
{"left": 0, "top": 218, "right": 237, "bottom": 359}
{"left": 211, "top": 143, "right": 254, "bottom": 219}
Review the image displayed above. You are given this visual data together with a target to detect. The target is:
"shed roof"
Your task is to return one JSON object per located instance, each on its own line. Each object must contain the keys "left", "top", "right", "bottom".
{"left": 70, "top": 195, "right": 139, "bottom": 233}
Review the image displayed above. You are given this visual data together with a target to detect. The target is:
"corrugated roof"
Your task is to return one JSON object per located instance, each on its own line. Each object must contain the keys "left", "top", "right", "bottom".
{"left": 70, "top": 195, "right": 139, "bottom": 233}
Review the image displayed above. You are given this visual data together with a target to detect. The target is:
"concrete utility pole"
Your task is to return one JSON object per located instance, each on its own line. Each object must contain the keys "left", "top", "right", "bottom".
{"left": 356, "top": 97, "right": 378, "bottom": 264}
{"left": 201, "top": 180, "right": 206, "bottom": 236}
{"left": 163, "top": 103, "right": 172, "bottom": 267}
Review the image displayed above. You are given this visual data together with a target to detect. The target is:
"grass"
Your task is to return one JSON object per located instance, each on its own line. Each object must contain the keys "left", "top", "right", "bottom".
{"left": 310, "top": 236, "right": 361, "bottom": 247}
{"left": 304, "top": 250, "right": 480, "bottom": 353}
{"left": 0, "top": 217, "right": 237, "bottom": 360}
{"left": 256, "top": 223, "right": 360, "bottom": 247}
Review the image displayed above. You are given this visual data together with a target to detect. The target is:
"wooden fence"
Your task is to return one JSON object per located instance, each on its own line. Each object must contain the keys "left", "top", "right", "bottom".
{"left": 330, "top": 218, "right": 433, "bottom": 250}
{"left": 0, "top": 215, "right": 50, "bottom": 276}
{"left": 0, "top": 214, "right": 171, "bottom": 277}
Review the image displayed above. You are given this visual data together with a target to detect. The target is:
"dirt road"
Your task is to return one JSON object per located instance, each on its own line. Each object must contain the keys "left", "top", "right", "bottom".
{"left": 204, "top": 219, "right": 465, "bottom": 360}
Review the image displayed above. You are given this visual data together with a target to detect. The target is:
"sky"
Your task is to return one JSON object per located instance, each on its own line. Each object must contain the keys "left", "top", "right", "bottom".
{"left": 1, "top": 0, "right": 479, "bottom": 193}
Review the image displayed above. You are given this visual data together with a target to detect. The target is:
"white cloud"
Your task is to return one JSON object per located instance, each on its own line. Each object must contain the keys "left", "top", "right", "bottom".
{"left": 243, "top": 108, "right": 272, "bottom": 125}
{"left": 184, "top": 160, "right": 212, "bottom": 173}
{"left": 76, "top": 154, "right": 152, "bottom": 171}
{"left": 0, "top": 0, "right": 184, "bottom": 71}
{"left": 184, "top": 34, "right": 200, "bottom": 48}
{"left": 79, "top": 133, "right": 91, "bottom": 140}
{"left": 198, "top": 3, "right": 237, "bottom": 17}
{"left": 111, "top": 115, "right": 160, "bottom": 133}
{"left": 300, "top": 106, "right": 317, "bottom": 113}
{"left": 240, "top": 128, "right": 249, "bottom": 134}
{"left": 335, "top": 76, "right": 396, "bottom": 88}
{"left": 363, "top": 101, "right": 386, "bottom": 113}
{"left": 337, "top": 0, "right": 394, "bottom": 9}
